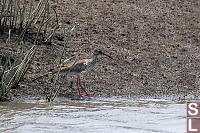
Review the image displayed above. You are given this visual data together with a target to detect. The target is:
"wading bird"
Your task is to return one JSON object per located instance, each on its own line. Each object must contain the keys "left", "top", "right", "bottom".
{"left": 35, "top": 50, "right": 112, "bottom": 97}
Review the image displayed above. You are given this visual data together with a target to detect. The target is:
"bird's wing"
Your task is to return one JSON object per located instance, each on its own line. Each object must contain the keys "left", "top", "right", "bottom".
{"left": 33, "top": 61, "right": 76, "bottom": 80}
{"left": 33, "top": 59, "right": 92, "bottom": 80}
{"left": 61, "top": 59, "right": 92, "bottom": 73}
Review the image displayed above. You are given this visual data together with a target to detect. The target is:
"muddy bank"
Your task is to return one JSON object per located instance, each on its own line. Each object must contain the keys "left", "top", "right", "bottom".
{"left": 1, "top": 0, "right": 200, "bottom": 101}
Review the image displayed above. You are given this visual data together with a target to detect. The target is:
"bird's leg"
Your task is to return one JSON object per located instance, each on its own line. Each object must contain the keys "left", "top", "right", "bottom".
{"left": 77, "top": 77, "right": 84, "bottom": 97}
{"left": 78, "top": 78, "right": 91, "bottom": 97}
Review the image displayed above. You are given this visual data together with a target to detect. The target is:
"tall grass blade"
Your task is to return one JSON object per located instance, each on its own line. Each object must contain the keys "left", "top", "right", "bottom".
{"left": 28, "top": 0, "right": 33, "bottom": 21}
{"left": 0, "top": 0, "right": 6, "bottom": 26}
{"left": 19, "top": 0, "right": 27, "bottom": 29}
{"left": 9, "top": 0, "right": 14, "bottom": 27}
{"left": 44, "top": 0, "right": 50, "bottom": 37}
{"left": 2, "top": 0, "right": 12, "bottom": 27}
{"left": 45, "top": 7, "right": 59, "bottom": 42}
{"left": 47, "top": 22, "right": 76, "bottom": 102}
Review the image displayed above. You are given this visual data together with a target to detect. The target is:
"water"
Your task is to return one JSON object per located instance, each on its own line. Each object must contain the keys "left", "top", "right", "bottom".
{"left": 0, "top": 97, "right": 186, "bottom": 133}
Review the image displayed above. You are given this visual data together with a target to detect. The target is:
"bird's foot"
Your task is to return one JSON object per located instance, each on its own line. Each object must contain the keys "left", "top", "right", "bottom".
{"left": 81, "top": 87, "right": 92, "bottom": 98}
{"left": 78, "top": 94, "right": 84, "bottom": 97}
{"left": 78, "top": 92, "right": 92, "bottom": 98}
{"left": 78, "top": 93, "right": 92, "bottom": 98}
{"left": 86, "top": 93, "right": 92, "bottom": 98}
{"left": 78, "top": 88, "right": 84, "bottom": 97}
{"left": 77, "top": 87, "right": 92, "bottom": 98}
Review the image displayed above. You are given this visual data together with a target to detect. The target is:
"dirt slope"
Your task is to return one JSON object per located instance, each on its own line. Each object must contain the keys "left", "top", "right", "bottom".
{"left": 1, "top": 0, "right": 200, "bottom": 100}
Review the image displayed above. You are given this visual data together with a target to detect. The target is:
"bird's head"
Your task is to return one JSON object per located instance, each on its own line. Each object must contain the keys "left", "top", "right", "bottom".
{"left": 93, "top": 50, "right": 112, "bottom": 59}
{"left": 94, "top": 50, "right": 103, "bottom": 55}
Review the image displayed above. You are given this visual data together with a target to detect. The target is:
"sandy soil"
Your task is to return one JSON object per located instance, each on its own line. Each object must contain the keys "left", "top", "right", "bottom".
{"left": 0, "top": 0, "right": 200, "bottom": 100}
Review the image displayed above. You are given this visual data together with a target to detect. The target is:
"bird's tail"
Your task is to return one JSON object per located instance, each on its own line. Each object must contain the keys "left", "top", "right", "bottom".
{"left": 32, "top": 72, "right": 51, "bottom": 81}
{"left": 32, "top": 69, "right": 58, "bottom": 81}
{"left": 33, "top": 59, "right": 77, "bottom": 81}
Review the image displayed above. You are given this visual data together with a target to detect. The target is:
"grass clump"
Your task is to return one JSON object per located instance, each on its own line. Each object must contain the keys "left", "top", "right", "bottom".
{"left": 0, "top": 0, "right": 59, "bottom": 101}
{"left": 0, "top": 0, "right": 58, "bottom": 43}
{"left": 0, "top": 45, "right": 36, "bottom": 101}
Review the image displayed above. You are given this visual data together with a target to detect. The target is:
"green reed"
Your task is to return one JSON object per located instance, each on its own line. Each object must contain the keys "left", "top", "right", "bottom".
{"left": 0, "top": 0, "right": 55, "bottom": 43}
{"left": 1, "top": 45, "right": 36, "bottom": 101}
{"left": 0, "top": 0, "right": 58, "bottom": 101}
{"left": 47, "top": 22, "right": 76, "bottom": 102}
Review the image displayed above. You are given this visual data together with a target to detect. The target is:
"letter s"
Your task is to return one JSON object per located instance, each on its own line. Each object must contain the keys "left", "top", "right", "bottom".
{"left": 188, "top": 103, "right": 198, "bottom": 116}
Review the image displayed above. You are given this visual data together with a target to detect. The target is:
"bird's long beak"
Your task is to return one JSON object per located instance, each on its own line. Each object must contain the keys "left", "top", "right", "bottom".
{"left": 101, "top": 52, "right": 113, "bottom": 59}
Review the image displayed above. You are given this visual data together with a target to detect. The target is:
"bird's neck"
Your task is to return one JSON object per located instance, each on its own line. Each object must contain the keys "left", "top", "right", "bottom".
{"left": 79, "top": 54, "right": 99, "bottom": 78}
{"left": 88, "top": 54, "right": 98, "bottom": 69}
{"left": 92, "top": 54, "right": 98, "bottom": 62}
